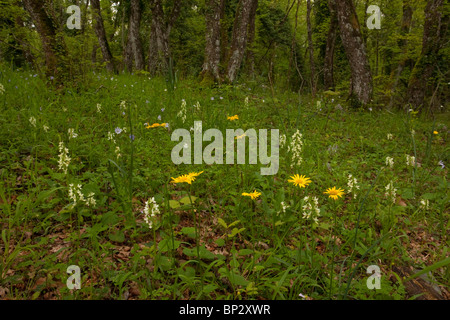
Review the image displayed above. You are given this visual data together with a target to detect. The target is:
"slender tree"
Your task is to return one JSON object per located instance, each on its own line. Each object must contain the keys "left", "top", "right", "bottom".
{"left": 323, "top": 0, "right": 338, "bottom": 91}
{"left": 226, "top": 0, "right": 258, "bottom": 83}
{"left": 128, "top": 0, "right": 144, "bottom": 71}
{"left": 91, "top": 0, "right": 115, "bottom": 73}
{"left": 201, "top": 0, "right": 224, "bottom": 83}
{"left": 22, "top": 0, "right": 66, "bottom": 78}
{"left": 407, "top": 0, "right": 448, "bottom": 110}
{"left": 148, "top": 0, "right": 181, "bottom": 75}
{"left": 306, "top": 0, "right": 316, "bottom": 96}
{"left": 334, "top": 0, "right": 373, "bottom": 105}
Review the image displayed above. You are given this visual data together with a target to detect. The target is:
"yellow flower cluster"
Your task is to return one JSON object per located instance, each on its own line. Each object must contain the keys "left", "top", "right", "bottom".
{"left": 227, "top": 115, "right": 239, "bottom": 121}
{"left": 146, "top": 123, "right": 167, "bottom": 129}
{"left": 241, "top": 190, "right": 261, "bottom": 200}
{"left": 171, "top": 171, "right": 204, "bottom": 185}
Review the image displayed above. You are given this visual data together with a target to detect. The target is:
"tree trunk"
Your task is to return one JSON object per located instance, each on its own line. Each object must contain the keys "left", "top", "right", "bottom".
{"left": 91, "top": 0, "right": 115, "bottom": 73}
{"left": 407, "top": 0, "right": 448, "bottom": 110}
{"left": 306, "top": 0, "right": 316, "bottom": 96}
{"left": 22, "top": 0, "right": 66, "bottom": 78}
{"left": 323, "top": 0, "right": 338, "bottom": 91}
{"left": 148, "top": 0, "right": 181, "bottom": 76}
{"left": 335, "top": 0, "right": 373, "bottom": 105}
{"left": 129, "top": 0, "right": 144, "bottom": 71}
{"left": 226, "top": 0, "right": 258, "bottom": 83}
{"left": 245, "top": 0, "right": 258, "bottom": 77}
{"left": 201, "top": 0, "right": 224, "bottom": 83}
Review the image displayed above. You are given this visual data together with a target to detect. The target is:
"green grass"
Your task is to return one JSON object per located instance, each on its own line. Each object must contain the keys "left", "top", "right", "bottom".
{"left": 0, "top": 67, "right": 448, "bottom": 300}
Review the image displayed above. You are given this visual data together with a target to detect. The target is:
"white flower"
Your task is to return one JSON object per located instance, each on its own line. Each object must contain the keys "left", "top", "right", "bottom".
{"left": 115, "top": 146, "right": 121, "bottom": 158}
{"left": 385, "top": 181, "right": 397, "bottom": 204}
{"left": 58, "top": 142, "right": 71, "bottom": 174}
{"left": 438, "top": 160, "right": 445, "bottom": 169}
{"left": 385, "top": 156, "right": 394, "bottom": 169}
{"left": 302, "top": 196, "right": 320, "bottom": 224}
{"left": 68, "top": 128, "right": 78, "bottom": 139}
{"left": 420, "top": 199, "right": 429, "bottom": 210}
{"left": 194, "top": 101, "right": 201, "bottom": 111}
{"left": 279, "top": 134, "right": 286, "bottom": 148}
{"left": 177, "top": 99, "right": 187, "bottom": 123}
{"left": 387, "top": 133, "right": 393, "bottom": 140}
{"left": 287, "top": 130, "right": 303, "bottom": 168}
{"left": 120, "top": 101, "right": 126, "bottom": 111}
{"left": 85, "top": 193, "right": 96, "bottom": 207}
{"left": 347, "top": 174, "right": 360, "bottom": 199}
{"left": 278, "top": 201, "right": 289, "bottom": 215}
{"left": 411, "top": 129, "right": 415, "bottom": 136}
{"left": 245, "top": 97, "right": 249, "bottom": 107}
{"left": 115, "top": 127, "right": 122, "bottom": 135}
{"left": 143, "top": 197, "right": 160, "bottom": 229}
{"left": 29, "top": 116, "right": 36, "bottom": 127}
{"left": 43, "top": 125, "right": 49, "bottom": 132}
{"left": 406, "top": 155, "right": 416, "bottom": 167}
{"left": 96, "top": 103, "right": 102, "bottom": 113}
{"left": 0, "top": 83, "right": 5, "bottom": 94}
{"left": 107, "top": 131, "right": 116, "bottom": 144}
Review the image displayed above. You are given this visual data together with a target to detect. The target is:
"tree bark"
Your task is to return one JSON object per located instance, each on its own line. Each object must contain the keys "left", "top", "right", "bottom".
{"left": 245, "top": 0, "right": 258, "bottom": 77}
{"left": 306, "top": 0, "right": 316, "bottom": 96}
{"left": 148, "top": 0, "right": 182, "bottom": 76}
{"left": 407, "top": 0, "right": 448, "bottom": 110}
{"left": 91, "top": 0, "right": 115, "bottom": 73}
{"left": 201, "top": 0, "right": 224, "bottom": 83}
{"left": 388, "top": 0, "right": 413, "bottom": 108}
{"left": 226, "top": 0, "right": 258, "bottom": 83}
{"left": 335, "top": 0, "right": 373, "bottom": 105}
{"left": 22, "top": 0, "right": 66, "bottom": 78}
{"left": 129, "top": 0, "right": 144, "bottom": 71}
{"left": 323, "top": 0, "right": 338, "bottom": 91}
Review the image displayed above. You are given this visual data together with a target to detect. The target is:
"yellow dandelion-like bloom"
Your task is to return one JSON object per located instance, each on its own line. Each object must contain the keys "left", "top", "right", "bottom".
{"left": 146, "top": 123, "right": 167, "bottom": 129}
{"left": 433, "top": 131, "right": 438, "bottom": 135}
{"left": 171, "top": 174, "right": 194, "bottom": 184}
{"left": 288, "top": 174, "right": 312, "bottom": 188}
{"left": 324, "top": 187, "right": 345, "bottom": 200}
{"left": 227, "top": 115, "right": 239, "bottom": 121}
{"left": 171, "top": 171, "right": 204, "bottom": 185}
{"left": 242, "top": 190, "right": 261, "bottom": 200}
{"left": 187, "top": 171, "right": 204, "bottom": 182}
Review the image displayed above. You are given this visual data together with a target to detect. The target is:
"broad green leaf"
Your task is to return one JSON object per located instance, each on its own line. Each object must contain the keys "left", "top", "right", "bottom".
{"left": 169, "top": 200, "right": 180, "bottom": 209}
{"left": 179, "top": 196, "right": 197, "bottom": 205}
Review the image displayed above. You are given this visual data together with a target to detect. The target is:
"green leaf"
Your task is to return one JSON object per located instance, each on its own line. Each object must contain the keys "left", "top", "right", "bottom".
{"left": 180, "top": 196, "right": 197, "bottom": 205}
{"left": 215, "top": 238, "right": 225, "bottom": 247}
{"left": 181, "top": 227, "right": 196, "bottom": 238}
{"left": 108, "top": 230, "right": 125, "bottom": 243}
{"left": 228, "top": 273, "right": 249, "bottom": 286}
{"left": 239, "top": 249, "right": 254, "bottom": 256}
{"left": 101, "top": 211, "right": 120, "bottom": 226}
{"left": 217, "top": 218, "right": 228, "bottom": 229}
{"left": 202, "top": 284, "right": 218, "bottom": 294}
{"left": 169, "top": 200, "right": 180, "bottom": 209}
{"left": 158, "top": 238, "right": 181, "bottom": 252}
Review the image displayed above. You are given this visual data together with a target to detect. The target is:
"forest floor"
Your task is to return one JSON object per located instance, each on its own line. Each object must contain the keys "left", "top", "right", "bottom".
{"left": 0, "top": 69, "right": 448, "bottom": 300}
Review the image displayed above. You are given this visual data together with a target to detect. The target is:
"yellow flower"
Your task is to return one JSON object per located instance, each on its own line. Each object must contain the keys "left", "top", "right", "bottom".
{"left": 171, "top": 171, "right": 204, "bottom": 185}
{"left": 433, "top": 131, "right": 438, "bottom": 135}
{"left": 146, "top": 123, "right": 167, "bottom": 129}
{"left": 171, "top": 174, "right": 194, "bottom": 184}
{"left": 288, "top": 174, "right": 312, "bottom": 188}
{"left": 187, "top": 171, "right": 204, "bottom": 182}
{"left": 242, "top": 190, "right": 261, "bottom": 200}
{"left": 324, "top": 187, "right": 345, "bottom": 200}
{"left": 227, "top": 115, "right": 239, "bottom": 121}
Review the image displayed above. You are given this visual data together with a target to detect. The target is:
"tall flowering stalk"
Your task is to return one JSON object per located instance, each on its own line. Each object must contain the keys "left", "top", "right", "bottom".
{"left": 347, "top": 174, "right": 360, "bottom": 199}
{"left": 58, "top": 142, "right": 71, "bottom": 174}
{"left": 288, "top": 130, "right": 303, "bottom": 168}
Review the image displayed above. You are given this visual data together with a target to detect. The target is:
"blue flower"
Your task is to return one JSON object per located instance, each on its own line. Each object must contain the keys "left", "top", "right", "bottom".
{"left": 115, "top": 127, "right": 122, "bottom": 134}
{"left": 129, "top": 134, "right": 135, "bottom": 141}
